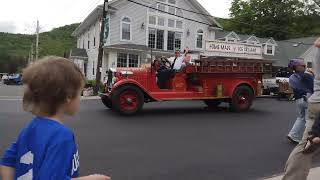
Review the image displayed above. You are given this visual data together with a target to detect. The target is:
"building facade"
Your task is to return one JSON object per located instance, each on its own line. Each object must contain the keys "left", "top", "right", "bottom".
{"left": 72, "top": 0, "right": 278, "bottom": 81}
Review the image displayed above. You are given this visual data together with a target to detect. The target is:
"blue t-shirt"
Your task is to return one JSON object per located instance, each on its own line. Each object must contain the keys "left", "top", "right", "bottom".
{"left": 1, "top": 117, "right": 80, "bottom": 180}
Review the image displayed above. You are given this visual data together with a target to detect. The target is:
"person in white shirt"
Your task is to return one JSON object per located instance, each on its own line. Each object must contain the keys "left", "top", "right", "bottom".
{"left": 170, "top": 48, "right": 193, "bottom": 71}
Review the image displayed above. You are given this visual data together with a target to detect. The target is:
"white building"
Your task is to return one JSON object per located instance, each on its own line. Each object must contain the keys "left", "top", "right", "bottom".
{"left": 71, "top": 0, "right": 278, "bottom": 81}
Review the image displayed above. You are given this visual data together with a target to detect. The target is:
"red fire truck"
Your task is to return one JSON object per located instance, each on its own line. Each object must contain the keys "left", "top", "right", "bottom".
{"left": 99, "top": 56, "right": 273, "bottom": 115}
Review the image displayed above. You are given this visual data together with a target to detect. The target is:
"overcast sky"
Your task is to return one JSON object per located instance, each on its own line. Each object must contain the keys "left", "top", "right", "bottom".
{"left": 0, "top": 0, "right": 232, "bottom": 34}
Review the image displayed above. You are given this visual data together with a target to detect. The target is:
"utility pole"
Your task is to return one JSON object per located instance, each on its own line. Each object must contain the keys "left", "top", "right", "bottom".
{"left": 28, "top": 51, "right": 31, "bottom": 65}
{"left": 30, "top": 43, "right": 34, "bottom": 63}
{"left": 94, "top": 0, "right": 108, "bottom": 95}
{"left": 35, "top": 20, "right": 40, "bottom": 61}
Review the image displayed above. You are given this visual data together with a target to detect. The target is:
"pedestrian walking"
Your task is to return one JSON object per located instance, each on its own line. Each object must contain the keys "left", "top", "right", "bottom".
{"left": 282, "top": 37, "right": 320, "bottom": 180}
{"left": 286, "top": 59, "right": 314, "bottom": 143}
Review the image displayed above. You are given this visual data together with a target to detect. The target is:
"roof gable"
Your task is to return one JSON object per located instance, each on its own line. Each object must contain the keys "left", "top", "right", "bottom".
{"left": 265, "top": 38, "right": 278, "bottom": 46}
{"left": 246, "top": 35, "right": 260, "bottom": 43}
{"left": 186, "top": 0, "right": 222, "bottom": 28}
{"left": 72, "top": 5, "right": 103, "bottom": 37}
{"left": 225, "top": 31, "right": 241, "bottom": 40}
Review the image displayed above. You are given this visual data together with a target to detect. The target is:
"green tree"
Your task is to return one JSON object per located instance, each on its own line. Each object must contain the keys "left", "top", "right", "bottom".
{"left": 225, "top": 0, "right": 320, "bottom": 40}
{"left": 0, "top": 23, "right": 79, "bottom": 73}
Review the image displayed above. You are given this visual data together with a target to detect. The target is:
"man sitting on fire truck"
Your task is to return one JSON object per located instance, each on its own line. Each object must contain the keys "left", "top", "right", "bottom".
{"left": 169, "top": 48, "right": 192, "bottom": 71}
{"left": 156, "top": 48, "right": 191, "bottom": 89}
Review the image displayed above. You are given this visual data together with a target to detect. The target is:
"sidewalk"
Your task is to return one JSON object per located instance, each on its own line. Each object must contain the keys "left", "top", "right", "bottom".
{"left": 262, "top": 167, "right": 320, "bottom": 180}
{"left": 0, "top": 95, "right": 100, "bottom": 101}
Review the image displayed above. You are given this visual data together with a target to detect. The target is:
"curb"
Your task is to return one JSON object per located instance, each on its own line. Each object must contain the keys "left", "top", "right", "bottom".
{"left": 81, "top": 96, "right": 100, "bottom": 100}
{"left": 261, "top": 167, "right": 320, "bottom": 180}
{"left": 0, "top": 96, "right": 100, "bottom": 101}
{"left": 0, "top": 96, "right": 22, "bottom": 101}
{"left": 256, "top": 95, "right": 275, "bottom": 98}
{"left": 258, "top": 173, "right": 283, "bottom": 180}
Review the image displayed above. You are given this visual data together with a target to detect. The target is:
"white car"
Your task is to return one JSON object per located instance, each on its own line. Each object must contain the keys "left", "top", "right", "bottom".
{"left": 262, "top": 68, "right": 292, "bottom": 95}
{"left": 1, "top": 74, "right": 8, "bottom": 81}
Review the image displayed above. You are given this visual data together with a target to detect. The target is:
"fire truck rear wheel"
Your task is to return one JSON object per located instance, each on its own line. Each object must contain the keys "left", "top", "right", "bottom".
{"left": 101, "top": 97, "right": 112, "bottom": 109}
{"left": 204, "top": 100, "right": 222, "bottom": 108}
{"left": 230, "top": 85, "right": 253, "bottom": 112}
{"left": 112, "top": 85, "right": 144, "bottom": 115}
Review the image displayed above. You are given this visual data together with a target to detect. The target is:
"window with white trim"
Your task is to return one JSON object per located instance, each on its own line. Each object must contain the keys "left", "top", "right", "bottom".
{"left": 176, "top": 8, "right": 183, "bottom": 16}
{"left": 93, "top": 26, "right": 96, "bottom": 48}
{"left": 121, "top": 17, "right": 131, "bottom": 41}
{"left": 167, "top": 31, "right": 182, "bottom": 51}
{"left": 158, "top": 17, "right": 165, "bottom": 26}
{"left": 168, "top": 6, "right": 175, "bottom": 14}
{"left": 149, "top": 16, "right": 156, "bottom": 25}
{"left": 196, "top": 29, "right": 204, "bottom": 49}
{"left": 158, "top": 4, "right": 166, "bottom": 13}
{"left": 129, "top": 54, "right": 139, "bottom": 67}
{"left": 149, "top": 3, "right": 157, "bottom": 12}
{"left": 176, "top": 20, "right": 183, "bottom": 29}
{"left": 174, "top": 32, "right": 182, "bottom": 50}
{"left": 87, "top": 32, "right": 90, "bottom": 49}
{"left": 148, "top": 28, "right": 164, "bottom": 50}
{"left": 167, "top": 31, "right": 175, "bottom": 51}
{"left": 93, "top": 61, "right": 95, "bottom": 75}
{"left": 266, "top": 45, "right": 273, "bottom": 55}
{"left": 148, "top": 28, "right": 156, "bottom": 49}
{"left": 117, "top": 53, "right": 128, "bottom": 67}
{"left": 156, "top": 29, "right": 164, "bottom": 49}
{"left": 168, "top": 19, "right": 175, "bottom": 27}
{"left": 117, "top": 53, "right": 139, "bottom": 67}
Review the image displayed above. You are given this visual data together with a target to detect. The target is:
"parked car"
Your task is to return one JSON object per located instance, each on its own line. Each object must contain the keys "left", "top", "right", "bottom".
{"left": 99, "top": 56, "right": 273, "bottom": 115}
{"left": 4, "top": 74, "right": 22, "bottom": 85}
{"left": 0, "top": 73, "right": 8, "bottom": 83}
{"left": 262, "top": 67, "right": 293, "bottom": 95}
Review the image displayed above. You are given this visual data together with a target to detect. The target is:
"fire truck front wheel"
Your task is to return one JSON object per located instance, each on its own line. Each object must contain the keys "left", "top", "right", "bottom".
{"left": 230, "top": 85, "right": 254, "bottom": 112}
{"left": 101, "top": 97, "right": 112, "bottom": 109}
{"left": 112, "top": 85, "right": 144, "bottom": 115}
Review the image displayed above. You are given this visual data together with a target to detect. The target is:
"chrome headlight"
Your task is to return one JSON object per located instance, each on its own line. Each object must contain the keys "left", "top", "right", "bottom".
{"left": 120, "top": 71, "right": 134, "bottom": 77}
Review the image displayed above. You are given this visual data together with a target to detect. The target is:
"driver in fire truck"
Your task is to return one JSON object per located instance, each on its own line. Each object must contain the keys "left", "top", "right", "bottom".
{"left": 156, "top": 48, "right": 192, "bottom": 89}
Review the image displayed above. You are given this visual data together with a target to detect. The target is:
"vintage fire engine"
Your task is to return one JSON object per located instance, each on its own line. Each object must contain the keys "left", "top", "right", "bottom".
{"left": 99, "top": 56, "right": 273, "bottom": 115}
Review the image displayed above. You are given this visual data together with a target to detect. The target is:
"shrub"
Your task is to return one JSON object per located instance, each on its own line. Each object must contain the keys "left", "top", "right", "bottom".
{"left": 85, "top": 80, "right": 104, "bottom": 90}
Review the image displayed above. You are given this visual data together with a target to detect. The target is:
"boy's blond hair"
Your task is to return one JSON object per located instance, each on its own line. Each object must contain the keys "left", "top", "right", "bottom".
{"left": 22, "top": 56, "right": 85, "bottom": 116}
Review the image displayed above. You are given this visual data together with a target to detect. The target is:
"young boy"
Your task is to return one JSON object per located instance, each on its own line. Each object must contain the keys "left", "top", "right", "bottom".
{"left": 1, "top": 57, "right": 110, "bottom": 180}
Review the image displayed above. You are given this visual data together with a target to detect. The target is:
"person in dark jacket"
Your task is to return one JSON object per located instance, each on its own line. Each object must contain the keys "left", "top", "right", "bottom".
{"left": 286, "top": 59, "right": 314, "bottom": 143}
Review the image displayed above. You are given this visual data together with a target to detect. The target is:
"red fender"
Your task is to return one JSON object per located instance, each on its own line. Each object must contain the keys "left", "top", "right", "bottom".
{"left": 111, "top": 79, "right": 160, "bottom": 101}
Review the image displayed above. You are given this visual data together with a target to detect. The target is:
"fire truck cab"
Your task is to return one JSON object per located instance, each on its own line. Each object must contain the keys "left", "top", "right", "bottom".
{"left": 99, "top": 56, "right": 273, "bottom": 115}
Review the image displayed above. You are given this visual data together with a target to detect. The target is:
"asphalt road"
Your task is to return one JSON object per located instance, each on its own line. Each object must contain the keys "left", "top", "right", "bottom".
{"left": 1, "top": 97, "right": 320, "bottom": 180}
{"left": 0, "top": 84, "right": 23, "bottom": 98}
